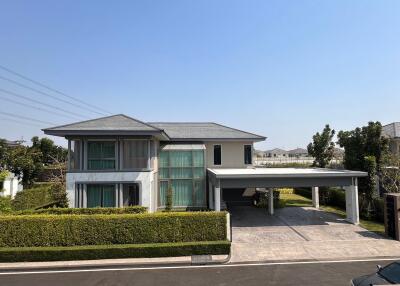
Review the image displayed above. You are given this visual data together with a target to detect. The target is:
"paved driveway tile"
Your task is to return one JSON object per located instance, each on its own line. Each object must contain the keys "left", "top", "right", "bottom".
{"left": 229, "top": 206, "right": 400, "bottom": 263}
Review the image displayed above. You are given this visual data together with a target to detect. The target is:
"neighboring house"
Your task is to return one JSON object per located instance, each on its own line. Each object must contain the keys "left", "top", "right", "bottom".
{"left": 0, "top": 171, "right": 23, "bottom": 199}
{"left": 287, "top": 148, "right": 308, "bottom": 158}
{"left": 383, "top": 122, "right": 400, "bottom": 155}
{"left": 43, "top": 114, "right": 265, "bottom": 212}
{"left": 0, "top": 140, "right": 24, "bottom": 198}
{"left": 264, "top": 148, "right": 288, "bottom": 158}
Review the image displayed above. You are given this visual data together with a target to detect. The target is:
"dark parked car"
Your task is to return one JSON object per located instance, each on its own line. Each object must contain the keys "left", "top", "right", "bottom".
{"left": 351, "top": 262, "right": 400, "bottom": 285}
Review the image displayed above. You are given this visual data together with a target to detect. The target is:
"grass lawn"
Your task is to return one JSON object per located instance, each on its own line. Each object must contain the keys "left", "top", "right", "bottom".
{"left": 278, "top": 192, "right": 312, "bottom": 208}
{"left": 320, "top": 205, "right": 385, "bottom": 236}
{"left": 278, "top": 191, "right": 385, "bottom": 236}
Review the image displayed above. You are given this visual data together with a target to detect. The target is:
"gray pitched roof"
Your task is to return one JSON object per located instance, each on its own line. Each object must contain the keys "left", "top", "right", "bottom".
{"left": 383, "top": 122, "right": 400, "bottom": 138}
{"left": 264, "top": 148, "right": 288, "bottom": 154}
{"left": 149, "top": 122, "right": 266, "bottom": 141}
{"left": 43, "top": 114, "right": 168, "bottom": 138}
{"left": 288, "top": 148, "right": 308, "bottom": 154}
{"left": 43, "top": 114, "right": 266, "bottom": 141}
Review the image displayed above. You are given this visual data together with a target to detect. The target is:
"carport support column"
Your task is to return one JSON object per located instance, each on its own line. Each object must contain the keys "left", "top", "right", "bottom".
{"left": 214, "top": 180, "right": 221, "bottom": 212}
{"left": 268, "top": 189, "right": 274, "bottom": 215}
{"left": 312, "top": 187, "right": 319, "bottom": 209}
{"left": 344, "top": 178, "right": 359, "bottom": 225}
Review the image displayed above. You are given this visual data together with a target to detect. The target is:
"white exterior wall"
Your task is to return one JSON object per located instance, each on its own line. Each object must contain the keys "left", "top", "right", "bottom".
{"left": 66, "top": 171, "right": 156, "bottom": 212}
{"left": 205, "top": 141, "right": 254, "bottom": 168}
{"left": 1, "top": 173, "right": 23, "bottom": 199}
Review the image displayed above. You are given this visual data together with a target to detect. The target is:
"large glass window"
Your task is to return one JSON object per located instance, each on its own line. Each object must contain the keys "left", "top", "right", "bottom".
{"left": 244, "top": 145, "right": 252, "bottom": 165}
{"left": 121, "top": 140, "right": 149, "bottom": 169}
{"left": 69, "top": 140, "right": 81, "bottom": 170}
{"left": 87, "top": 141, "right": 116, "bottom": 170}
{"left": 158, "top": 147, "right": 206, "bottom": 208}
{"left": 87, "top": 184, "right": 115, "bottom": 207}
{"left": 214, "top": 145, "right": 221, "bottom": 165}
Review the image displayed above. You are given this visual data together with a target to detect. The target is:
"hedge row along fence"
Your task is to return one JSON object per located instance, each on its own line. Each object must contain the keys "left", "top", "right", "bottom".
{"left": 10, "top": 206, "right": 147, "bottom": 215}
{"left": 0, "top": 241, "right": 231, "bottom": 262}
{"left": 0, "top": 212, "right": 227, "bottom": 247}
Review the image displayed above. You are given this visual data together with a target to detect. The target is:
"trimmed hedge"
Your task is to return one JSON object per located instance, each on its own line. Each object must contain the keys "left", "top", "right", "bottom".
{"left": 0, "top": 212, "right": 227, "bottom": 247}
{"left": 11, "top": 184, "right": 53, "bottom": 211}
{"left": 11, "top": 206, "right": 147, "bottom": 215}
{"left": 0, "top": 241, "right": 231, "bottom": 262}
{"left": 294, "top": 187, "right": 384, "bottom": 222}
{"left": 294, "top": 187, "right": 345, "bottom": 208}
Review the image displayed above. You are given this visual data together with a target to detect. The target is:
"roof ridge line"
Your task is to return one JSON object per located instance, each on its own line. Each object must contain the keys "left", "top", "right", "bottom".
{"left": 211, "top": 122, "right": 266, "bottom": 139}
{"left": 42, "top": 114, "right": 164, "bottom": 132}
{"left": 41, "top": 114, "right": 121, "bottom": 131}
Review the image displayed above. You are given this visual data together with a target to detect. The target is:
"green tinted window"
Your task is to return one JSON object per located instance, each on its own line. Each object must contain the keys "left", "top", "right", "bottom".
{"left": 158, "top": 148, "right": 206, "bottom": 208}
{"left": 87, "top": 142, "right": 116, "bottom": 170}
{"left": 87, "top": 184, "right": 115, "bottom": 208}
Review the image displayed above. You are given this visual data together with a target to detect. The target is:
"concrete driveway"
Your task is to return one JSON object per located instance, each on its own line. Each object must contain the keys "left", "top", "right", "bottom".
{"left": 229, "top": 206, "right": 400, "bottom": 263}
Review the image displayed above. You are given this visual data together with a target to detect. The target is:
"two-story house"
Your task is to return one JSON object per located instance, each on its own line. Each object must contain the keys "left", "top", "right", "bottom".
{"left": 43, "top": 114, "right": 265, "bottom": 212}
{"left": 383, "top": 122, "right": 400, "bottom": 155}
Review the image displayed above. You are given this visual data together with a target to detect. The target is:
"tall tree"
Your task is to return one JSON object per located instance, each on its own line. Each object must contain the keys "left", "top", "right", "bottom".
{"left": 337, "top": 122, "right": 389, "bottom": 218}
{"left": 0, "top": 139, "right": 9, "bottom": 170}
{"left": 337, "top": 122, "right": 388, "bottom": 171}
{"left": 381, "top": 153, "right": 400, "bottom": 193}
{"left": 307, "top": 125, "right": 335, "bottom": 168}
{"left": 5, "top": 145, "right": 43, "bottom": 187}
{"left": 31, "top": 136, "right": 67, "bottom": 165}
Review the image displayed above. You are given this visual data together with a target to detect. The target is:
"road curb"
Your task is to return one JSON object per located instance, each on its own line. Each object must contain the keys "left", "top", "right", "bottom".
{"left": 0, "top": 254, "right": 231, "bottom": 272}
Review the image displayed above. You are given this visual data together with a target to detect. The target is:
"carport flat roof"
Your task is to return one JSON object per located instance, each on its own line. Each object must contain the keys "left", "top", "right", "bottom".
{"left": 207, "top": 168, "right": 367, "bottom": 179}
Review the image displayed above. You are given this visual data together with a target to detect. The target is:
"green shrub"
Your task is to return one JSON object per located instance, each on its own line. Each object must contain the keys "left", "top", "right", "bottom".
{"left": 0, "top": 196, "right": 12, "bottom": 213}
{"left": 324, "top": 188, "right": 346, "bottom": 209}
{"left": 294, "top": 188, "right": 312, "bottom": 199}
{"left": 12, "top": 206, "right": 147, "bottom": 215}
{"left": 11, "top": 184, "right": 53, "bottom": 211}
{"left": 165, "top": 185, "right": 173, "bottom": 211}
{"left": 0, "top": 241, "right": 231, "bottom": 262}
{"left": 0, "top": 212, "right": 227, "bottom": 247}
{"left": 49, "top": 183, "right": 68, "bottom": 208}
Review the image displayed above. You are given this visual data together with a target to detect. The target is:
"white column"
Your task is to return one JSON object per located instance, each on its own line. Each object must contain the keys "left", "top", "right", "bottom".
{"left": 115, "top": 184, "right": 119, "bottom": 207}
{"left": 82, "top": 185, "right": 87, "bottom": 208}
{"left": 268, "top": 189, "right": 274, "bottom": 215}
{"left": 214, "top": 181, "right": 221, "bottom": 212}
{"left": 344, "top": 178, "right": 359, "bottom": 224}
{"left": 312, "top": 187, "right": 319, "bottom": 209}
{"left": 208, "top": 181, "right": 214, "bottom": 210}
{"left": 119, "top": 184, "right": 123, "bottom": 207}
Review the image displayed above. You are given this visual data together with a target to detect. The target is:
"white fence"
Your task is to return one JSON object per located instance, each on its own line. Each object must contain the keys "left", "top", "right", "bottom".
{"left": 254, "top": 157, "right": 342, "bottom": 166}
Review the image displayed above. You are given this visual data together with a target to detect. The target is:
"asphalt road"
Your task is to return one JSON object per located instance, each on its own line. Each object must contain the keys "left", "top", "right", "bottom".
{"left": 0, "top": 259, "right": 396, "bottom": 286}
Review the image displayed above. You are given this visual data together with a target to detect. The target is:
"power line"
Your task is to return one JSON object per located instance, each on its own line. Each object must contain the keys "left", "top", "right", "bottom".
{"left": 0, "top": 94, "right": 82, "bottom": 121}
{"left": 0, "top": 64, "right": 111, "bottom": 115}
{"left": 0, "top": 111, "right": 54, "bottom": 126}
{"left": 0, "top": 75, "right": 108, "bottom": 116}
{"left": 0, "top": 117, "right": 42, "bottom": 128}
{"left": 0, "top": 88, "right": 87, "bottom": 120}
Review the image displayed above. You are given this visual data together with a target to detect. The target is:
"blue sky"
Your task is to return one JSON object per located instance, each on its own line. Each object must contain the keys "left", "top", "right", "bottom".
{"left": 0, "top": 0, "right": 399, "bottom": 150}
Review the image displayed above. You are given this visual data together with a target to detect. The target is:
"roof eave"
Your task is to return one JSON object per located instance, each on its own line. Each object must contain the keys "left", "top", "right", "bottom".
{"left": 163, "top": 137, "right": 266, "bottom": 142}
{"left": 43, "top": 129, "right": 168, "bottom": 138}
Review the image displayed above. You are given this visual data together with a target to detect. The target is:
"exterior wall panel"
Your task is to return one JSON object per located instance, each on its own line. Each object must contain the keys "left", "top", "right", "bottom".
{"left": 205, "top": 142, "right": 254, "bottom": 168}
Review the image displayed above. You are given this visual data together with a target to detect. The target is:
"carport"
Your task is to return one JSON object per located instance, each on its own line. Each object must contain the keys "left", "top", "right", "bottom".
{"left": 207, "top": 168, "right": 367, "bottom": 224}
